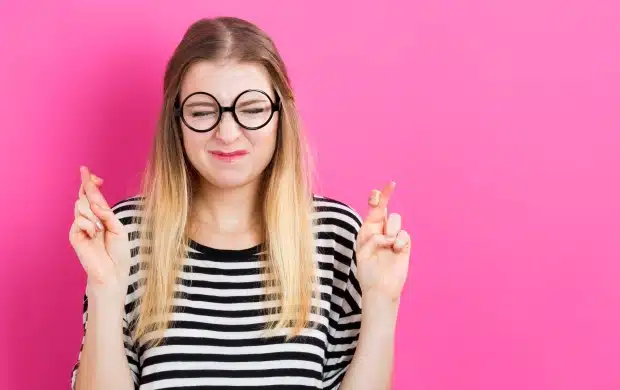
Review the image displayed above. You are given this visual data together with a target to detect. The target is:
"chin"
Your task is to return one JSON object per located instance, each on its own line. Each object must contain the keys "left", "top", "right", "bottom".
{"left": 206, "top": 172, "right": 257, "bottom": 189}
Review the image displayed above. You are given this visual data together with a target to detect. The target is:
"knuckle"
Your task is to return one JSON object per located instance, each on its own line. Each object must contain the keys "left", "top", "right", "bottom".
{"left": 81, "top": 201, "right": 96, "bottom": 216}
{"left": 77, "top": 204, "right": 89, "bottom": 217}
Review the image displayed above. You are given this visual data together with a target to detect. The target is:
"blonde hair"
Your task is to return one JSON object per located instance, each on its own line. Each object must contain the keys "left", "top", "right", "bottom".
{"left": 133, "top": 17, "right": 317, "bottom": 345}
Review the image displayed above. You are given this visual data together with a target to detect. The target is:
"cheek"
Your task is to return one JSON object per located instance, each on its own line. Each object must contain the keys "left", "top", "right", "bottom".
{"left": 248, "top": 126, "right": 277, "bottom": 158}
{"left": 182, "top": 128, "right": 208, "bottom": 158}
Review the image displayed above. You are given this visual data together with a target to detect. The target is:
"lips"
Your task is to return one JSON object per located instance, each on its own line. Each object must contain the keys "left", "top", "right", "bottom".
{"left": 209, "top": 150, "right": 248, "bottom": 161}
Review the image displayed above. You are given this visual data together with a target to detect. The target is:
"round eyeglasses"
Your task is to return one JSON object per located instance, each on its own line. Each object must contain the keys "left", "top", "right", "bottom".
{"left": 175, "top": 89, "right": 280, "bottom": 133}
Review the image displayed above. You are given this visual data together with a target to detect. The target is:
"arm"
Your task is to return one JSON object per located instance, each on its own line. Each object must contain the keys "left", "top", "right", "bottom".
{"left": 72, "top": 292, "right": 138, "bottom": 390}
{"left": 339, "top": 181, "right": 411, "bottom": 389}
{"left": 321, "top": 247, "right": 400, "bottom": 390}
{"left": 339, "top": 294, "right": 399, "bottom": 390}
{"left": 69, "top": 167, "right": 141, "bottom": 389}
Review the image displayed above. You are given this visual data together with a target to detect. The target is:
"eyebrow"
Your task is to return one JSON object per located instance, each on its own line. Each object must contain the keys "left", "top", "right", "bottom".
{"left": 184, "top": 101, "right": 218, "bottom": 108}
{"left": 236, "top": 99, "right": 268, "bottom": 108}
{"left": 181, "top": 94, "right": 273, "bottom": 108}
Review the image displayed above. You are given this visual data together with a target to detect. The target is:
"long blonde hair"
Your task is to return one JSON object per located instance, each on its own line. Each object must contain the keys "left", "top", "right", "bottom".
{"left": 133, "top": 17, "right": 317, "bottom": 345}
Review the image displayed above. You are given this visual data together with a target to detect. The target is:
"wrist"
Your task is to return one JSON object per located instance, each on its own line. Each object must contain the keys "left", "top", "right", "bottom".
{"left": 88, "top": 297, "right": 126, "bottom": 329}
{"left": 87, "top": 283, "right": 126, "bottom": 317}
{"left": 362, "top": 291, "right": 400, "bottom": 312}
{"left": 361, "top": 292, "right": 400, "bottom": 329}
{"left": 86, "top": 273, "right": 127, "bottom": 296}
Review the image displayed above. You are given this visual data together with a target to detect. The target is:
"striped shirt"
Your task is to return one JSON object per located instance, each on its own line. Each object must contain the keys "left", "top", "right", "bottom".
{"left": 71, "top": 195, "right": 364, "bottom": 390}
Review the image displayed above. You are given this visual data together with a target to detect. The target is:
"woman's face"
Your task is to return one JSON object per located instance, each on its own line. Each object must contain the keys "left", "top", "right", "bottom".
{"left": 179, "top": 60, "right": 279, "bottom": 190}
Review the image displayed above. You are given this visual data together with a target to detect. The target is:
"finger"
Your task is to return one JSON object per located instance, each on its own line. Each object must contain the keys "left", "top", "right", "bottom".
{"left": 76, "top": 198, "right": 104, "bottom": 231}
{"left": 78, "top": 168, "right": 103, "bottom": 214}
{"left": 357, "top": 209, "right": 399, "bottom": 250}
{"left": 90, "top": 173, "right": 103, "bottom": 185}
{"left": 80, "top": 166, "right": 110, "bottom": 209}
{"left": 75, "top": 215, "right": 98, "bottom": 239}
{"left": 78, "top": 175, "right": 102, "bottom": 198}
{"left": 385, "top": 213, "right": 401, "bottom": 238}
{"left": 357, "top": 233, "right": 395, "bottom": 261}
{"left": 355, "top": 224, "right": 372, "bottom": 250}
{"left": 368, "top": 189, "right": 382, "bottom": 207}
{"left": 392, "top": 230, "right": 411, "bottom": 252}
{"left": 69, "top": 218, "right": 84, "bottom": 243}
{"left": 364, "top": 181, "right": 396, "bottom": 223}
{"left": 376, "top": 181, "right": 396, "bottom": 209}
{"left": 74, "top": 198, "right": 86, "bottom": 220}
{"left": 91, "top": 203, "right": 123, "bottom": 235}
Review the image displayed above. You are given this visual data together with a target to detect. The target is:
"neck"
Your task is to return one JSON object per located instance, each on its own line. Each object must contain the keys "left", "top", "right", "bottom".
{"left": 191, "top": 179, "right": 263, "bottom": 234}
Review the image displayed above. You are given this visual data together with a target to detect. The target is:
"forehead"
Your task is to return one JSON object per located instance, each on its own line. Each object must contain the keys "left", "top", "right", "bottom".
{"left": 180, "top": 60, "right": 273, "bottom": 103}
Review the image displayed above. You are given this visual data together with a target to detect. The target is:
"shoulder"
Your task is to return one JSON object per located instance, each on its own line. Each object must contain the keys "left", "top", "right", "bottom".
{"left": 313, "top": 195, "right": 364, "bottom": 315}
{"left": 312, "top": 194, "right": 363, "bottom": 233}
{"left": 110, "top": 196, "right": 147, "bottom": 296}
{"left": 110, "top": 195, "right": 144, "bottom": 226}
{"left": 312, "top": 194, "right": 363, "bottom": 256}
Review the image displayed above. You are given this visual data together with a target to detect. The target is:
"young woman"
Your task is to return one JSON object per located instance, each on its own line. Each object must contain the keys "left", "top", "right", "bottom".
{"left": 70, "top": 16, "right": 411, "bottom": 390}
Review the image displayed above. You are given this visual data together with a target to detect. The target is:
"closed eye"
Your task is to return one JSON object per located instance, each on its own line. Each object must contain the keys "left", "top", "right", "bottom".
{"left": 241, "top": 107, "right": 267, "bottom": 114}
{"left": 191, "top": 111, "right": 217, "bottom": 117}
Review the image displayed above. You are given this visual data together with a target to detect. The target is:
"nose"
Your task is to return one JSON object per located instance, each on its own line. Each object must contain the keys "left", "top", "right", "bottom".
{"left": 214, "top": 112, "right": 242, "bottom": 144}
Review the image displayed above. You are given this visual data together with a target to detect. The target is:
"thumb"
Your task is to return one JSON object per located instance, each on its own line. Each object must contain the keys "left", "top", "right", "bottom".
{"left": 357, "top": 233, "right": 395, "bottom": 261}
{"left": 91, "top": 204, "right": 123, "bottom": 235}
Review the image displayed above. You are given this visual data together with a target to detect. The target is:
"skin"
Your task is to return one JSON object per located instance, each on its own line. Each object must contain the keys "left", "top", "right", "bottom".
{"left": 180, "top": 60, "right": 278, "bottom": 191}
{"left": 70, "top": 61, "right": 411, "bottom": 390}
{"left": 180, "top": 60, "right": 279, "bottom": 248}
{"left": 341, "top": 181, "right": 412, "bottom": 390}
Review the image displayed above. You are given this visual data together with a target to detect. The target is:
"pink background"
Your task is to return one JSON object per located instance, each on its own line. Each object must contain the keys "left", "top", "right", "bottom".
{"left": 1, "top": 1, "right": 619, "bottom": 389}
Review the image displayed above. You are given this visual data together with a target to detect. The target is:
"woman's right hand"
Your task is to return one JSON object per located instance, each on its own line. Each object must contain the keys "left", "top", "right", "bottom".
{"left": 69, "top": 166, "right": 131, "bottom": 302}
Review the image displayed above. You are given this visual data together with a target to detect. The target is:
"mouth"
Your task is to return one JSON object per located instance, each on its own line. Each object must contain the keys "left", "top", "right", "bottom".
{"left": 208, "top": 149, "right": 249, "bottom": 162}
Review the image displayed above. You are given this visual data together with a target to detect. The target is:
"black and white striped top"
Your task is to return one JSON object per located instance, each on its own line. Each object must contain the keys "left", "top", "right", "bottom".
{"left": 71, "top": 195, "right": 364, "bottom": 390}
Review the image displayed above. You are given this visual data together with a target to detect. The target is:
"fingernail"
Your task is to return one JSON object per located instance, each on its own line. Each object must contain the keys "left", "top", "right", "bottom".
{"left": 368, "top": 190, "right": 381, "bottom": 206}
{"left": 96, "top": 220, "right": 103, "bottom": 230}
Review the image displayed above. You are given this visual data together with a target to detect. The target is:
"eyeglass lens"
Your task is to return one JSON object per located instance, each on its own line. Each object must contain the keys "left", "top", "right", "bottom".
{"left": 182, "top": 90, "right": 275, "bottom": 131}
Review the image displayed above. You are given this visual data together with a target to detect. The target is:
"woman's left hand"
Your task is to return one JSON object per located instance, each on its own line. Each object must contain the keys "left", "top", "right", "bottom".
{"left": 355, "top": 181, "right": 411, "bottom": 301}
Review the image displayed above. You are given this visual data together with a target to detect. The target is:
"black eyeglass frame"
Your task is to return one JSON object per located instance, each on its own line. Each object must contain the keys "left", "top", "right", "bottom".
{"left": 174, "top": 89, "right": 281, "bottom": 133}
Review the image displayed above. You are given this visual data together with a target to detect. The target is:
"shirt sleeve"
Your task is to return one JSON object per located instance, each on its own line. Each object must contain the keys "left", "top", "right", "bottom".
{"left": 70, "top": 292, "right": 141, "bottom": 389}
{"left": 322, "top": 206, "right": 363, "bottom": 390}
